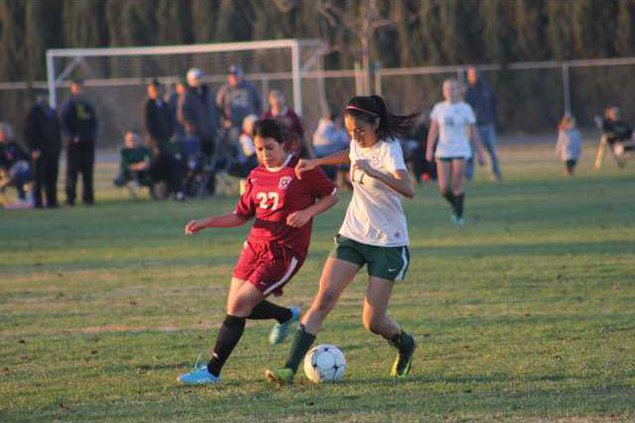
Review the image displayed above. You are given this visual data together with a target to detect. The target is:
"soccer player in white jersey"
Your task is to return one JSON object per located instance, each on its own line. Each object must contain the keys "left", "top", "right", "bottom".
{"left": 426, "top": 79, "right": 485, "bottom": 226}
{"left": 266, "top": 95, "right": 419, "bottom": 384}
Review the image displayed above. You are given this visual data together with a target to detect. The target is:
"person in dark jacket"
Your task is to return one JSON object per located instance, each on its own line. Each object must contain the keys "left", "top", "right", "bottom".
{"left": 25, "top": 91, "right": 62, "bottom": 208}
{"left": 465, "top": 66, "right": 501, "bottom": 181}
{"left": 60, "top": 79, "right": 98, "bottom": 206}
{"left": 0, "top": 123, "right": 32, "bottom": 201}
{"left": 146, "top": 80, "right": 185, "bottom": 200}
{"left": 179, "top": 68, "right": 219, "bottom": 159}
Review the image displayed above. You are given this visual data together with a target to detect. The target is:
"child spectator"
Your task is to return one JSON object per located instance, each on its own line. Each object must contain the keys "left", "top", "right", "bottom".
{"left": 555, "top": 115, "right": 582, "bottom": 176}
{"left": 312, "top": 113, "right": 349, "bottom": 181}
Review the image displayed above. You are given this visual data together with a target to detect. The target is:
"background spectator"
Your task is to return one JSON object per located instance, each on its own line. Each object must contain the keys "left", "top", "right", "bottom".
{"left": 465, "top": 66, "right": 501, "bottom": 181}
{"left": 113, "top": 131, "right": 153, "bottom": 190}
{"left": 24, "top": 90, "right": 62, "bottom": 208}
{"left": 312, "top": 112, "right": 349, "bottom": 181}
{"left": 555, "top": 115, "right": 582, "bottom": 176}
{"left": 262, "top": 89, "right": 311, "bottom": 157}
{"left": 179, "top": 68, "right": 218, "bottom": 160}
{"left": 168, "top": 80, "right": 187, "bottom": 144}
{"left": 60, "top": 79, "right": 98, "bottom": 206}
{"left": 216, "top": 64, "right": 262, "bottom": 131}
{"left": 0, "top": 122, "right": 31, "bottom": 202}
{"left": 145, "top": 80, "right": 173, "bottom": 147}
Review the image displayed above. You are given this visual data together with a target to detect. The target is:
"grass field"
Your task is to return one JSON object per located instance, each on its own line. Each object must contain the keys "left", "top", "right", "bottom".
{"left": 1, "top": 144, "right": 634, "bottom": 422}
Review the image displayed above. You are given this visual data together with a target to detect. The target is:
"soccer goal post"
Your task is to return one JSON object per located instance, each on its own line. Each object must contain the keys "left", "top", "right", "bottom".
{"left": 46, "top": 39, "right": 326, "bottom": 146}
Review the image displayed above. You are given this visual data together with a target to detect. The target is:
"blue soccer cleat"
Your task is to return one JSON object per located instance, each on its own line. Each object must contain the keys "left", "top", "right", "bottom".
{"left": 177, "top": 363, "right": 220, "bottom": 386}
{"left": 269, "top": 306, "right": 301, "bottom": 345}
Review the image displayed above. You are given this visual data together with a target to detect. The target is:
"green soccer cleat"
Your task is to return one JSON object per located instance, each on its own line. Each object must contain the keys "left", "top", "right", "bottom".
{"left": 265, "top": 367, "right": 294, "bottom": 385}
{"left": 391, "top": 333, "right": 416, "bottom": 378}
{"left": 269, "top": 306, "right": 301, "bottom": 345}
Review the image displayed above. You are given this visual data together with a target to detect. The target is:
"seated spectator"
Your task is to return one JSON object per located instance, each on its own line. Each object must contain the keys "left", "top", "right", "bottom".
{"left": 556, "top": 115, "right": 582, "bottom": 176}
{"left": 113, "top": 131, "right": 153, "bottom": 190}
{"left": 312, "top": 112, "right": 350, "bottom": 183}
{"left": 598, "top": 107, "right": 635, "bottom": 168}
{"left": 0, "top": 122, "right": 32, "bottom": 202}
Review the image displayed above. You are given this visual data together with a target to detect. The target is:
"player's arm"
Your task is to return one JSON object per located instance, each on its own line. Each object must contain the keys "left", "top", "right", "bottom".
{"left": 286, "top": 190, "right": 339, "bottom": 228}
{"left": 185, "top": 212, "right": 249, "bottom": 235}
{"left": 425, "top": 120, "right": 438, "bottom": 162}
{"left": 354, "top": 161, "right": 415, "bottom": 199}
{"left": 468, "top": 123, "right": 486, "bottom": 166}
{"left": 295, "top": 149, "right": 350, "bottom": 178}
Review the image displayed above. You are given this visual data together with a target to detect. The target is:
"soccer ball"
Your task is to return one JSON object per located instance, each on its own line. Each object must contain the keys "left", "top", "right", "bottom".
{"left": 303, "top": 344, "right": 346, "bottom": 383}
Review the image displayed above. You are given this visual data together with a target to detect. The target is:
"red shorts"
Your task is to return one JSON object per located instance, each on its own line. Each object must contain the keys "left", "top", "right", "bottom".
{"left": 232, "top": 241, "right": 305, "bottom": 297}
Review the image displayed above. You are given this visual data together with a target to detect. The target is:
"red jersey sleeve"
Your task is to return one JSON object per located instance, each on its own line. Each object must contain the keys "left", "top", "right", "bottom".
{"left": 233, "top": 176, "right": 256, "bottom": 218}
{"left": 301, "top": 166, "right": 337, "bottom": 198}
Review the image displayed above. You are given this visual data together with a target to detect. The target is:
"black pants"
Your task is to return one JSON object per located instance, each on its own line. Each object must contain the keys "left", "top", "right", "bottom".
{"left": 66, "top": 145, "right": 95, "bottom": 205}
{"left": 33, "top": 153, "right": 60, "bottom": 208}
{"left": 149, "top": 148, "right": 184, "bottom": 195}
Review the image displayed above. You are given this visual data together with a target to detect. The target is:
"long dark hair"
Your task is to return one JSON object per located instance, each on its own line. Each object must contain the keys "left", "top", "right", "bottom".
{"left": 252, "top": 119, "right": 286, "bottom": 144}
{"left": 344, "top": 95, "right": 420, "bottom": 140}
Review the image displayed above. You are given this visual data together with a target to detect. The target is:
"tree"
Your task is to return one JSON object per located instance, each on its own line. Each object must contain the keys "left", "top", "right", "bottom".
{"left": 0, "top": 0, "right": 26, "bottom": 82}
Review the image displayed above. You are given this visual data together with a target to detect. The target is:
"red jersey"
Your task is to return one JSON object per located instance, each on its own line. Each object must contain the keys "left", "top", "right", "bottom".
{"left": 234, "top": 155, "right": 336, "bottom": 257}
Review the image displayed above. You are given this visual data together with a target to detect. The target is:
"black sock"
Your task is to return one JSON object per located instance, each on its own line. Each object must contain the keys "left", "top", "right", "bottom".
{"left": 248, "top": 301, "right": 292, "bottom": 324}
{"left": 207, "top": 315, "right": 246, "bottom": 377}
{"left": 453, "top": 193, "right": 465, "bottom": 218}
{"left": 284, "top": 324, "right": 316, "bottom": 373}
{"left": 443, "top": 190, "right": 454, "bottom": 206}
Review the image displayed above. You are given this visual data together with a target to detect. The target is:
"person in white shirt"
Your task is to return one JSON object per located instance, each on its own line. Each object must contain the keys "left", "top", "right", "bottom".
{"left": 426, "top": 79, "right": 485, "bottom": 226}
{"left": 266, "top": 95, "right": 419, "bottom": 384}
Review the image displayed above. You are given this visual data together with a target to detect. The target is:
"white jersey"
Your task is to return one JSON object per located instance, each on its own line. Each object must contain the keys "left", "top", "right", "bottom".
{"left": 430, "top": 101, "right": 476, "bottom": 158}
{"left": 339, "top": 138, "right": 409, "bottom": 247}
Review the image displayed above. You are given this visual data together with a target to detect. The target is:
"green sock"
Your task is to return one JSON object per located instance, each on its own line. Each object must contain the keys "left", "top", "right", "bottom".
{"left": 284, "top": 324, "right": 316, "bottom": 373}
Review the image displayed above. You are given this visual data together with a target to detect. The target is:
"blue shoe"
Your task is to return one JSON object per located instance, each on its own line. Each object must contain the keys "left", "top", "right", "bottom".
{"left": 269, "top": 306, "right": 301, "bottom": 345}
{"left": 177, "top": 364, "right": 220, "bottom": 386}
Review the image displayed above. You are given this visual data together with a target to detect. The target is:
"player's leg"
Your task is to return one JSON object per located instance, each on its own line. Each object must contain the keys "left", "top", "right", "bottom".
{"left": 436, "top": 159, "right": 454, "bottom": 212}
{"left": 450, "top": 159, "right": 466, "bottom": 224}
{"left": 81, "top": 148, "right": 95, "bottom": 205}
{"left": 178, "top": 277, "right": 264, "bottom": 385}
{"left": 266, "top": 255, "right": 361, "bottom": 384}
{"left": 364, "top": 245, "right": 416, "bottom": 377}
{"left": 479, "top": 125, "right": 501, "bottom": 180}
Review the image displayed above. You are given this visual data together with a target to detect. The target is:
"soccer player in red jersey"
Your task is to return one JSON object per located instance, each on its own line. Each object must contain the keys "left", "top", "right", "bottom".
{"left": 177, "top": 119, "right": 338, "bottom": 385}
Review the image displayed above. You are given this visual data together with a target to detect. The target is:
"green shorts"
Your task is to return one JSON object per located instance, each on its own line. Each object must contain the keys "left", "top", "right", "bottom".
{"left": 331, "top": 234, "right": 410, "bottom": 282}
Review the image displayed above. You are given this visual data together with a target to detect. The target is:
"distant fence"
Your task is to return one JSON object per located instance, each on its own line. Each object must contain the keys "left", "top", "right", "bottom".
{"left": 1, "top": 56, "right": 633, "bottom": 147}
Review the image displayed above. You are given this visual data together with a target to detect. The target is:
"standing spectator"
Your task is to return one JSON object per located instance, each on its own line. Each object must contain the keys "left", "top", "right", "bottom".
{"left": 555, "top": 115, "right": 582, "bottom": 176}
{"left": 465, "top": 66, "right": 501, "bottom": 181}
{"left": 216, "top": 64, "right": 262, "bottom": 131}
{"left": 168, "top": 80, "right": 187, "bottom": 144}
{"left": 0, "top": 123, "right": 31, "bottom": 202}
{"left": 145, "top": 79, "right": 185, "bottom": 200}
{"left": 179, "top": 68, "right": 218, "bottom": 160}
{"left": 24, "top": 90, "right": 62, "bottom": 208}
{"left": 60, "top": 79, "right": 98, "bottom": 206}
{"left": 426, "top": 79, "right": 485, "bottom": 226}
{"left": 262, "top": 89, "right": 312, "bottom": 157}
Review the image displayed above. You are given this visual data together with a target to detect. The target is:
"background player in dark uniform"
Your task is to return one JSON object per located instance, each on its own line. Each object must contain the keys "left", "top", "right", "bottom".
{"left": 60, "top": 79, "right": 98, "bottom": 206}
{"left": 177, "top": 119, "right": 338, "bottom": 385}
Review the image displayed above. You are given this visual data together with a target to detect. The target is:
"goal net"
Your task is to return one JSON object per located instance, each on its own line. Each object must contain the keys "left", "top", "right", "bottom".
{"left": 46, "top": 39, "right": 326, "bottom": 147}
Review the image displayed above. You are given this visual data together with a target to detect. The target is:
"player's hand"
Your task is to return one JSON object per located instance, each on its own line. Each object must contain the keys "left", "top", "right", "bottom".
{"left": 295, "top": 159, "right": 317, "bottom": 179}
{"left": 286, "top": 210, "right": 311, "bottom": 228}
{"left": 184, "top": 220, "right": 204, "bottom": 235}
{"left": 353, "top": 159, "right": 378, "bottom": 178}
{"left": 425, "top": 151, "right": 434, "bottom": 163}
{"left": 31, "top": 150, "right": 41, "bottom": 160}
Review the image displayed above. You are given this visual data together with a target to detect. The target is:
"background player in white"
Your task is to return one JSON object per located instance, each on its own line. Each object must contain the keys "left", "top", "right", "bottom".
{"left": 426, "top": 79, "right": 485, "bottom": 226}
{"left": 266, "top": 95, "right": 419, "bottom": 384}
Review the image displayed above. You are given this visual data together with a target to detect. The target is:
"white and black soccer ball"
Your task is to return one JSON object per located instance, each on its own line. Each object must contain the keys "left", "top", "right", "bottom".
{"left": 303, "top": 344, "right": 346, "bottom": 383}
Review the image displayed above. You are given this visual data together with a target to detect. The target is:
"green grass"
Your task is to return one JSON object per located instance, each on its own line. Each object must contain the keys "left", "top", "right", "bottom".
{"left": 1, "top": 145, "right": 634, "bottom": 422}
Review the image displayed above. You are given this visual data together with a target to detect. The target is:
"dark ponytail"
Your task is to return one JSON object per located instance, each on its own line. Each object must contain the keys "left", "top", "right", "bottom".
{"left": 344, "top": 95, "right": 420, "bottom": 140}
